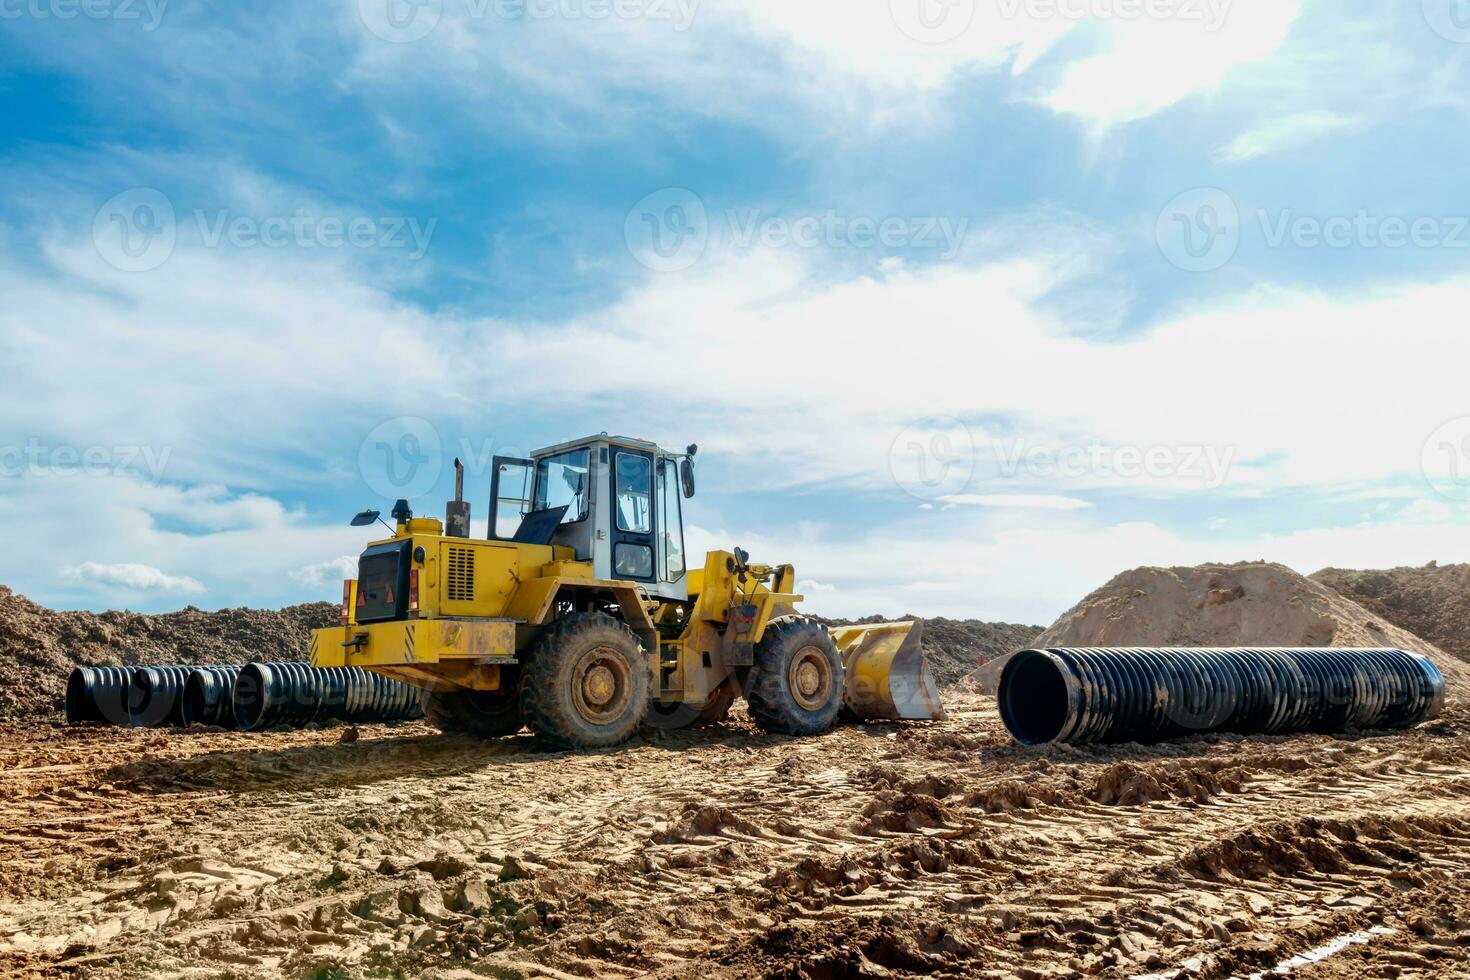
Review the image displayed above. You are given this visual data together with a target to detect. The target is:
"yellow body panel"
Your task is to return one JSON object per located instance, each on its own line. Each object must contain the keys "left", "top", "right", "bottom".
{"left": 310, "top": 618, "right": 518, "bottom": 668}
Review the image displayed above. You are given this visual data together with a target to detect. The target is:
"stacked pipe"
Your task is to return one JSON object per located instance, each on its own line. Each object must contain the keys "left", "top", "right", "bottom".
{"left": 67, "top": 663, "right": 422, "bottom": 730}
{"left": 998, "top": 647, "right": 1446, "bottom": 747}
{"left": 65, "top": 666, "right": 140, "bottom": 726}
{"left": 181, "top": 665, "right": 244, "bottom": 728}
{"left": 231, "top": 662, "right": 423, "bottom": 731}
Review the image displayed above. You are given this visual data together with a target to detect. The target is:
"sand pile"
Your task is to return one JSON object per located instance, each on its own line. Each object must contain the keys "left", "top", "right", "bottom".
{"left": 1313, "top": 562, "right": 1470, "bottom": 669}
{"left": 0, "top": 585, "right": 337, "bottom": 718}
{"left": 990, "top": 561, "right": 1468, "bottom": 696}
{"left": 819, "top": 615, "right": 1042, "bottom": 687}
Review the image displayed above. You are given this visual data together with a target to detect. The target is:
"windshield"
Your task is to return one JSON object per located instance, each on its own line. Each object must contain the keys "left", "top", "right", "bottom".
{"left": 534, "top": 449, "right": 591, "bottom": 523}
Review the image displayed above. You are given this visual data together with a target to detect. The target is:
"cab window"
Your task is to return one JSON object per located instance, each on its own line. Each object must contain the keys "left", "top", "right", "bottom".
{"left": 615, "top": 453, "right": 652, "bottom": 533}
{"left": 534, "top": 449, "right": 591, "bottom": 524}
{"left": 658, "top": 459, "right": 686, "bottom": 581}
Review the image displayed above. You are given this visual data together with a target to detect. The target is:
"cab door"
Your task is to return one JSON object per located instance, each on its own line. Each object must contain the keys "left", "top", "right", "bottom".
{"left": 609, "top": 448, "right": 657, "bottom": 583}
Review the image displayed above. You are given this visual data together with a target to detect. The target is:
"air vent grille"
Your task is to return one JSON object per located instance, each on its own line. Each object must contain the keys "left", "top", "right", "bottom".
{"left": 446, "top": 547, "right": 476, "bottom": 602}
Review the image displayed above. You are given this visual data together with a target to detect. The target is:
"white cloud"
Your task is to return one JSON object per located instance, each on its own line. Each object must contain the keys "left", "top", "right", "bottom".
{"left": 1215, "top": 111, "right": 1354, "bottom": 163}
{"left": 1039, "top": 1, "right": 1302, "bottom": 128}
{"left": 940, "top": 494, "right": 1092, "bottom": 510}
{"left": 291, "top": 556, "right": 358, "bottom": 588}
{"left": 61, "top": 562, "right": 205, "bottom": 596}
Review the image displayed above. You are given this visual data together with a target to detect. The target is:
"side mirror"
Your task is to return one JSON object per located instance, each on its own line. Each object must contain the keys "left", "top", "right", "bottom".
{"left": 350, "top": 510, "right": 381, "bottom": 528}
{"left": 679, "top": 457, "right": 696, "bottom": 498}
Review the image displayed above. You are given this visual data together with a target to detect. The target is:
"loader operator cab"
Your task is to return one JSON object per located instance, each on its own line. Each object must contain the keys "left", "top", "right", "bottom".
{"left": 488, "top": 435, "right": 696, "bottom": 602}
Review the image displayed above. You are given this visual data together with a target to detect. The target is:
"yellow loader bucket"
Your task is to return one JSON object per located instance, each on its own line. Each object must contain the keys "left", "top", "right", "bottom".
{"left": 830, "top": 620, "right": 946, "bottom": 722}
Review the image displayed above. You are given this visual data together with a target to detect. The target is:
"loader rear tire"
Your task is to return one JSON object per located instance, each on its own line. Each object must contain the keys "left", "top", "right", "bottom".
{"left": 746, "top": 619, "right": 844, "bottom": 737}
{"left": 421, "top": 684, "right": 524, "bottom": 739}
{"left": 520, "top": 612, "right": 651, "bottom": 749}
{"left": 642, "top": 679, "right": 737, "bottom": 731}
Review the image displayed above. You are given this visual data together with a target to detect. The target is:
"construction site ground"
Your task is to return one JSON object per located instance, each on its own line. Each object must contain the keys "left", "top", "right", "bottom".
{"left": 4, "top": 690, "right": 1468, "bottom": 979}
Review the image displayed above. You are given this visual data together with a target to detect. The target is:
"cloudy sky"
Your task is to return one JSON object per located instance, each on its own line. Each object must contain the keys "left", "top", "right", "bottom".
{"left": 2, "top": 0, "right": 1469, "bottom": 624}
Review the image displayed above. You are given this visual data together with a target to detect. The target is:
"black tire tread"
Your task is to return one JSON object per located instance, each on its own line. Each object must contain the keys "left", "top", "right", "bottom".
{"left": 420, "top": 684, "right": 523, "bottom": 738}
{"left": 746, "top": 618, "right": 844, "bottom": 736}
{"left": 520, "top": 612, "right": 651, "bottom": 749}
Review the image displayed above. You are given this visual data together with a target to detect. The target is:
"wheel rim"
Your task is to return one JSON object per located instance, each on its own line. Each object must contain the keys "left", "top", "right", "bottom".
{"left": 571, "top": 646, "right": 632, "bottom": 726}
{"left": 788, "top": 646, "right": 834, "bottom": 711}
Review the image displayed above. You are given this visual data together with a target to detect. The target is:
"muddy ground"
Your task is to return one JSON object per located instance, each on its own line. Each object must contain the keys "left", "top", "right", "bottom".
{"left": 4, "top": 690, "right": 1468, "bottom": 979}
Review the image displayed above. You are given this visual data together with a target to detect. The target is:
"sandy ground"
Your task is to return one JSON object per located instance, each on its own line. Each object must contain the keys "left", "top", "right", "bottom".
{"left": 3, "top": 696, "right": 1469, "bottom": 979}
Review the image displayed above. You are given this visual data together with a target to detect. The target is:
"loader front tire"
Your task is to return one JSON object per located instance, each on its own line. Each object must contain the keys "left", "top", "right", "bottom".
{"left": 746, "top": 619, "right": 844, "bottom": 736}
{"left": 520, "top": 612, "right": 651, "bottom": 749}
{"left": 421, "top": 683, "right": 524, "bottom": 739}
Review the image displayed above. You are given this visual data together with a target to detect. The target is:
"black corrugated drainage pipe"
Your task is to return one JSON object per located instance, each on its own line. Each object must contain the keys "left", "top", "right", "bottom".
{"left": 65, "top": 667, "right": 138, "bottom": 725}
{"left": 998, "top": 648, "right": 1447, "bottom": 747}
{"left": 181, "top": 666, "right": 245, "bottom": 728}
{"left": 131, "top": 665, "right": 218, "bottom": 728}
{"left": 232, "top": 663, "right": 424, "bottom": 731}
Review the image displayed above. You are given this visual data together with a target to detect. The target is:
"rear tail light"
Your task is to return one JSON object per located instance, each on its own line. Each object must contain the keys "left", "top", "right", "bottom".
{"left": 341, "top": 580, "right": 353, "bottom": 626}
{"left": 409, "top": 568, "right": 419, "bottom": 615}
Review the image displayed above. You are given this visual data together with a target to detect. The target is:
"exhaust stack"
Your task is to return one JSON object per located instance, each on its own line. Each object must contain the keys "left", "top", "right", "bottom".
{"left": 446, "top": 457, "right": 471, "bottom": 538}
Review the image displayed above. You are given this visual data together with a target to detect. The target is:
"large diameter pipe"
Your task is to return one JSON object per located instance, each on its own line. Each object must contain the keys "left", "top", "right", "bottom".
{"left": 998, "top": 647, "right": 1446, "bottom": 747}
{"left": 66, "top": 667, "right": 138, "bottom": 725}
{"left": 232, "top": 663, "right": 424, "bottom": 731}
{"left": 181, "top": 666, "right": 245, "bottom": 728}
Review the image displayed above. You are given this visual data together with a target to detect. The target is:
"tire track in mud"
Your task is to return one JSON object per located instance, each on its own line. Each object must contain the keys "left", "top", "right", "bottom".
{"left": 3, "top": 701, "right": 1470, "bottom": 978}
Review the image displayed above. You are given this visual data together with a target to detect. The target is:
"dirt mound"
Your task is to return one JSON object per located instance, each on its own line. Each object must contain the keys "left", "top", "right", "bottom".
{"left": 1018, "top": 561, "right": 1469, "bottom": 696}
{"left": 820, "top": 615, "right": 1042, "bottom": 687}
{"left": 0, "top": 584, "right": 337, "bottom": 718}
{"left": 1313, "top": 562, "right": 1470, "bottom": 669}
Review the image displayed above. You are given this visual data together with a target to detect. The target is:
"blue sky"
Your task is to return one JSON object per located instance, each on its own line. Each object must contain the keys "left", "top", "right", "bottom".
{"left": 2, "top": 0, "right": 1469, "bottom": 624}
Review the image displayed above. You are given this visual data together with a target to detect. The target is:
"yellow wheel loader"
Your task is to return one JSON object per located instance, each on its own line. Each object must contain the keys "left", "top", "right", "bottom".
{"left": 310, "top": 434, "right": 944, "bottom": 748}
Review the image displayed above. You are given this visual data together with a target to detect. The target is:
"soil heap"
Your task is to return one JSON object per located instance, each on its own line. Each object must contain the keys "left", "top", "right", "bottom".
{"left": 0, "top": 584, "right": 337, "bottom": 717}
{"left": 989, "top": 561, "right": 1468, "bottom": 696}
{"left": 820, "top": 615, "right": 1042, "bottom": 687}
{"left": 1313, "top": 562, "right": 1470, "bottom": 669}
